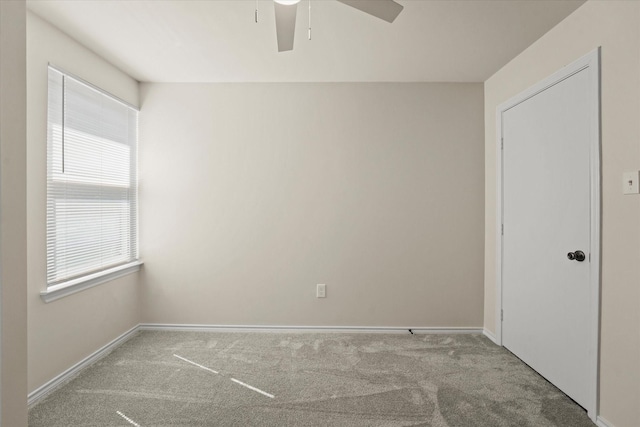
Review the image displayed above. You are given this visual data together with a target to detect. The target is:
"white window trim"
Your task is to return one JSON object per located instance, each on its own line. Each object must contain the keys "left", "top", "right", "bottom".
{"left": 44, "top": 64, "right": 140, "bottom": 300}
{"left": 40, "top": 260, "right": 143, "bottom": 303}
{"left": 48, "top": 63, "right": 139, "bottom": 111}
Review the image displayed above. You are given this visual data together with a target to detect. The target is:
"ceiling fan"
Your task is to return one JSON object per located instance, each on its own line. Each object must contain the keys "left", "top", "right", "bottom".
{"left": 273, "top": 0, "right": 404, "bottom": 52}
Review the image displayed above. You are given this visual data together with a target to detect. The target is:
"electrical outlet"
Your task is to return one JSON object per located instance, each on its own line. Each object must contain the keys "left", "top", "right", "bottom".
{"left": 316, "top": 284, "right": 326, "bottom": 298}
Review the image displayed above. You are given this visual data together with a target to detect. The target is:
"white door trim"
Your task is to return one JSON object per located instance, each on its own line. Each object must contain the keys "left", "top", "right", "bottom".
{"left": 495, "top": 47, "right": 601, "bottom": 422}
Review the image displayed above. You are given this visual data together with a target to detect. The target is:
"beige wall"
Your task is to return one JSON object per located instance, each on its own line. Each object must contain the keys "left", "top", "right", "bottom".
{"left": 484, "top": 1, "right": 640, "bottom": 426}
{"left": 26, "top": 12, "right": 141, "bottom": 393}
{"left": 139, "top": 83, "right": 484, "bottom": 328}
{"left": 0, "top": 0, "right": 28, "bottom": 424}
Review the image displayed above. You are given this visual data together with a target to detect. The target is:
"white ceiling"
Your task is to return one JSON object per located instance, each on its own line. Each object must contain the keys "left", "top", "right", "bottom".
{"left": 27, "top": 0, "right": 585, "bottom": 83}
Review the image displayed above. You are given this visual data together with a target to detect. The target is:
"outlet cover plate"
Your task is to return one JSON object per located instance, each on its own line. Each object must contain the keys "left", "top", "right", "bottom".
{"left": 316, "top": 284, "right": 326, "bottom": 298}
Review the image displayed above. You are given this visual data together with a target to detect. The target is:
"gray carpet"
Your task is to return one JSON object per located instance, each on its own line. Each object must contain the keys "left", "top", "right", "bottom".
{"left": 29, "top": 331, "right": 595, "bottom": 426}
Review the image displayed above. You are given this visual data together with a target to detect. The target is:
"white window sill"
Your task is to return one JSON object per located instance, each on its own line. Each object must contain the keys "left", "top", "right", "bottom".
{"left": 40, "top": 261, "right": 143, "bottom": 303}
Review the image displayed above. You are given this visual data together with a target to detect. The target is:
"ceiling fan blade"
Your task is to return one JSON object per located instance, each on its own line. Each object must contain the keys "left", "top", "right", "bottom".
{"left": 274, "top": 2, "right": 298, "bottom": 52}
{"left": 336, "top": 0, "right": 403, "bottom": 23}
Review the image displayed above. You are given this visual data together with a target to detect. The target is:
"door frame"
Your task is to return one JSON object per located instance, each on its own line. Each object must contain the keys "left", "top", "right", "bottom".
{"left": 494, "top": 48, "right": 601, "bottom": 421}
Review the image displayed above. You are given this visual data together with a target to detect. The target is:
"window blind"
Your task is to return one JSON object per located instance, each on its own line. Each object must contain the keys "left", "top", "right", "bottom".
{"left": 46, "top": 67, "right": 138, "bottom": 286}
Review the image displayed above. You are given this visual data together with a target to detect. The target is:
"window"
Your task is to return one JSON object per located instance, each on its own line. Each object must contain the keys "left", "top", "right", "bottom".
{"left": 45, "top": 66, "right": 139, "bottom": 295}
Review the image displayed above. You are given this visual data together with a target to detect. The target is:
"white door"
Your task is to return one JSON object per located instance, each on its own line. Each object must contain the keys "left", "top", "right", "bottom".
{"left": 501, "top": 54, "right": 599, "bottom": 412}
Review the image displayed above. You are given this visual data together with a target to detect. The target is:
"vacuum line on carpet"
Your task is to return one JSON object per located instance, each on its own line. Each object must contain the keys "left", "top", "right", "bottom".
{"left": 230, "top": 378, "right": 275, "bottom": 398}
{"left": 173, "top": 354, "right": 219, "bottom": 374}
{"left": 172, "top": 353, "right": 273, "bottom": 398}
{"left": 116, "top": 410, "right": 141, "bottom": 427}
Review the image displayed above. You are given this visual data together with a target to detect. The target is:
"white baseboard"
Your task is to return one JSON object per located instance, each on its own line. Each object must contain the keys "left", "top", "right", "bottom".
{"left": 139, "top": 323, "right": 483, "bottom": 335}
{"left": 482, "top": 328, "right": 498, "bottom": 344}
{"left": 410, "top": 327, "right": 483, "bottom": 334}
{"left": 596, "top": 416, "right": 614, "bottom": 427}
{"left": 27, "top": 323, "right": 484, "bottom": 406}
{"left": 28, "top": 325, "right": 139, "bottom": 407}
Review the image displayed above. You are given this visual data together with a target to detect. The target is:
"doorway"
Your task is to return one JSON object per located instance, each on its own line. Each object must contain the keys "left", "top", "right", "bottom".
{"left": 496, "top": 48, "right": 601, "bottom": 421}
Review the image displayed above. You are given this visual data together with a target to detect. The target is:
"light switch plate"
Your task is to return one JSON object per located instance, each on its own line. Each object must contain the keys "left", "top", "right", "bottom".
{"left": 623, "top": 171, "right": 640, "bottom": 195}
